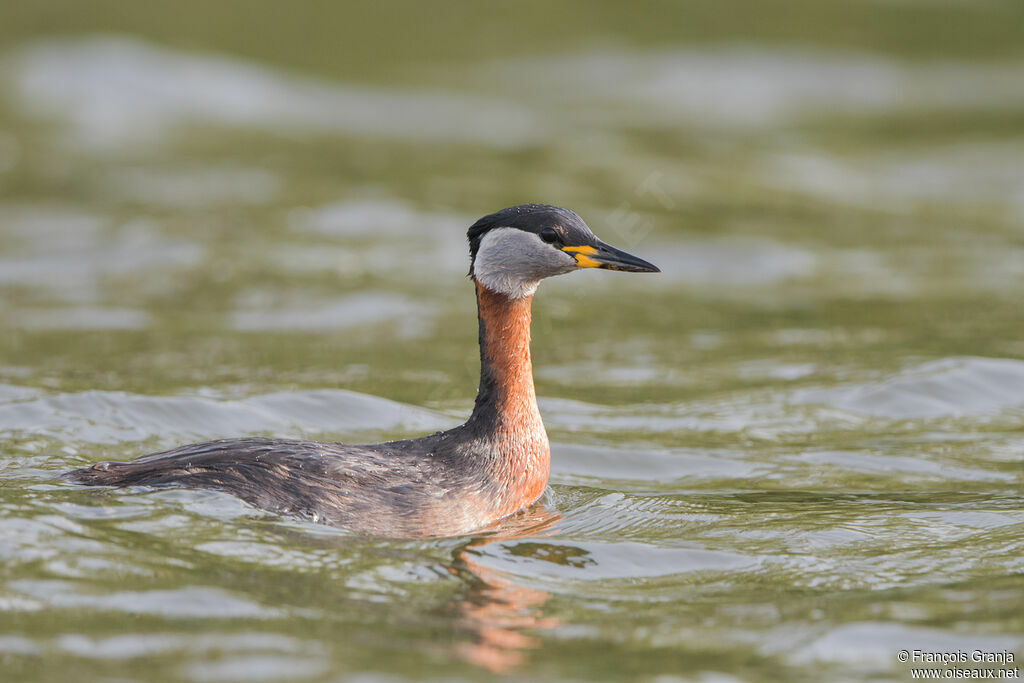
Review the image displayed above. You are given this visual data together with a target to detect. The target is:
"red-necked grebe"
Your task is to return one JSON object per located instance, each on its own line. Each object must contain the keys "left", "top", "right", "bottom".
{"left": 64, "top": 204, "right": 659, "bottom": 538}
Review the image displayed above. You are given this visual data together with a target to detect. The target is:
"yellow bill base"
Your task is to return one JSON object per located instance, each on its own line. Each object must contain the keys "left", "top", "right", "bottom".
{"left": 561, "top": 245, "right": 602, "bottom": 268}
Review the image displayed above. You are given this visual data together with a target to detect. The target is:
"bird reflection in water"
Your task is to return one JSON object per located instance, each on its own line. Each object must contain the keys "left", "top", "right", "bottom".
{"left": 253, "top": 498, "right": 585, "bottom": 674}
{"left": 442, "top": 502, "right": 591, "bottom": 674}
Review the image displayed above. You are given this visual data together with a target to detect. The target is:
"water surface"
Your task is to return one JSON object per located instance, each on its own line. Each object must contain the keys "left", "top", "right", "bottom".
{"left": 1, "top": 3, "right": 1023, "bottom": 681}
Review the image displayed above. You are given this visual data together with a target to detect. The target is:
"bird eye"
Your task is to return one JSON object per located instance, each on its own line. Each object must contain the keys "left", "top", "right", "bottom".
{"left": 539, "top": 228, "right": 559, "bottom": 244}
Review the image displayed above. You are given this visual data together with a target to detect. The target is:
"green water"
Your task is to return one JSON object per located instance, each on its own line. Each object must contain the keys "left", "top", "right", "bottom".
{"left": 2, "top": 2, "right": 1024, "bottom": 681}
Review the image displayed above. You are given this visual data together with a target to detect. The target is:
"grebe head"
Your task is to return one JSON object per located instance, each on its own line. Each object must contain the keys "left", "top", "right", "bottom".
{"left": 467, "top": 204, "right": 660, "bottom": 298}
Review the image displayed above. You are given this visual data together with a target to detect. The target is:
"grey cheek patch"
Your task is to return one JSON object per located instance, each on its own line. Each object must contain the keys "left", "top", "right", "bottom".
{"left": 474, "top": 228, "right": 577, "bottom": 298}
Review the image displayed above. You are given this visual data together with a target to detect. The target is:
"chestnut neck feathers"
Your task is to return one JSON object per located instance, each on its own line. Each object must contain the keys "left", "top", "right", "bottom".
{"left": 467, "top": 280, "right": 550, "bottom": 509}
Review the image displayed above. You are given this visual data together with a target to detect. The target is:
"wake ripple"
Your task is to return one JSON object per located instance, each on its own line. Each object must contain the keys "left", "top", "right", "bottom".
{"left": 0, "top": 386, "right": 452, "bottom": 444}
{"left": 794, "top": 356, "right": 1024, "bottom": 419}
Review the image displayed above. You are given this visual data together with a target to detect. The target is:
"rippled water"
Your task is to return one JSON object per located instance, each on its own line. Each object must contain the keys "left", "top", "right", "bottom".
{"left": 2, "top": 3, "right": 1024, "bottom": 681}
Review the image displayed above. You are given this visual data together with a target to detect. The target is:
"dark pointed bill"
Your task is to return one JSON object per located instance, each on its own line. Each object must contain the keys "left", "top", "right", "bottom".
{"left": 562, "top": 241, "right": 660, "bottom": 273}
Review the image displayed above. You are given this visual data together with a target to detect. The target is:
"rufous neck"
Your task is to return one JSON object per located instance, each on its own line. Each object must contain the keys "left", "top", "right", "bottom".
{"left": 468, "top": 281, "right": 540, "bottom": 434}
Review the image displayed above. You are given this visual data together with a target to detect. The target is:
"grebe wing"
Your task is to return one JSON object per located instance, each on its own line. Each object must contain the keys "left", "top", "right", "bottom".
{"left": 63, "top": 437, "right": 444, "bottom": 526}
